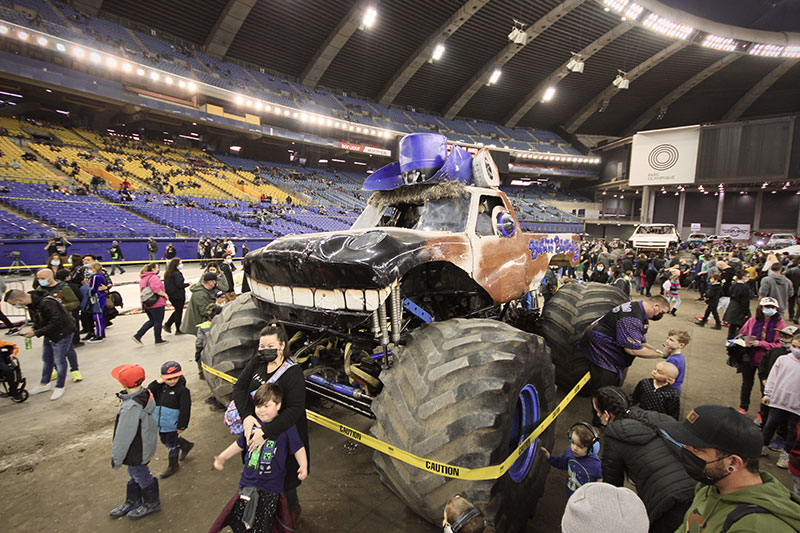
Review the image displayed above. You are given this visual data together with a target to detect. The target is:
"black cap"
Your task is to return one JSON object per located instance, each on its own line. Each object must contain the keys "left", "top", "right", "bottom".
{"left": 661, "top": 405, "right": 762, "bottom": 459}
{"left": 201, "top": 272, "right": 218, "bottom": 282}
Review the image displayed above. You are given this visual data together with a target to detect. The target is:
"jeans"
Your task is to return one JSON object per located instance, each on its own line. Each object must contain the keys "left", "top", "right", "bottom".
{"left": 159, "top": 431, "right": 180, "bottom": 457}
{"left": 762, "top": 407, "right": 799, "bottom": 453}
{"left": 110, "top": 263, "right": 126, "bottom": 275}
{"left": 135, "top": 306, "right": 165, "bottom": 342}
{"left": 164, "top": 298, "right": 184, "bottom": 331}
{"left": 41, "top": 335, "right": 75, "bottom": 388}
{"left": 739, "top": 364, "right": 763, "bottom": 412}
{"left": 128, "top": 464, "right": 155, "bottom": 490}
{"left": 668, "top": 294, "right": 681, "bottom": 310}
{"left": 148, "top": 251, "right": 157, "bottom": 261}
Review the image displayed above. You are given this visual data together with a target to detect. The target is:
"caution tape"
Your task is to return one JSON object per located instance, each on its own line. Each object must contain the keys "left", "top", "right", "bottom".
{"left": 201, "top": 362, "right": 590, "bottom": 480}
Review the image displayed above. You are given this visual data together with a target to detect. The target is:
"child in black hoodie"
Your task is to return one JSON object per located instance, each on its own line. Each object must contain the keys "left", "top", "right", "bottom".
{"left": 147, "top": 361, "right": 193, "bottom": 479}
{"left": 696, "top": 274, "right": 723, "bottom": 329}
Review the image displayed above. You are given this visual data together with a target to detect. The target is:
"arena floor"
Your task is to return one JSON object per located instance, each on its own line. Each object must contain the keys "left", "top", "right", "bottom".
{"left": 0, "top": 271, "right": 795, "bottom": 532}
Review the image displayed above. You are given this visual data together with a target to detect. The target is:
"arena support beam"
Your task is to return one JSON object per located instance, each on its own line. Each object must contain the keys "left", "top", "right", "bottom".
{"left": 204, "top": 0, "right": 257, "bottom": 59}
{"left": 376, "top": 0, "right": 490, "bottom": 107}
{"left": 442, "top": 0, "right": 586, "bottom": 120}
{"left": 623, "top": 52, "right": 740, "bottom": 136}
{"left": 504, "top": 22, "right": 632, "bottom": 128}
{"left": 722, "top": 58, "right": 799, "bottom": 122}
{"left": 563, "top": 40, "right": 689, "bottom": 134}
{"left": 299, "top": 2, "right": 374, "bottom": 88}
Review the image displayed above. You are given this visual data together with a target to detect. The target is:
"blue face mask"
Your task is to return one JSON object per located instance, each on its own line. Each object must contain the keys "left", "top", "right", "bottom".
{"left": 792, "top": 348, "right": 800, "bottom": 358}
{"left": 763, "top": 308, "right": 777, "bottom": 317}
{"left": 38, "top": 279, "right": 50, "bottom": 287}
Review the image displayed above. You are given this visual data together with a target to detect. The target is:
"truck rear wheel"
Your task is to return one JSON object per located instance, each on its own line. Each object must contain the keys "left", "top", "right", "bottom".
{"left": 534, "top": 282, "right": 627, "bottom": 391}
{"left": 201, "top": 293, "right": 271, "bottom": 404}
{"left": 370, "top": 319, "right": 555, "bottom": 531}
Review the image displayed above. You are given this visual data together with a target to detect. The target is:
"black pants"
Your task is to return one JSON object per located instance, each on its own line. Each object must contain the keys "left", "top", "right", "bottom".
{"left": 163, "top": 298, "right": 185, "bottom": 331}
{"left": 727, "top": 323, "right": 743, "bottom": 340}
{"left": 702, "top": 301, "right": 720, "bottom": 325}
{"left": 0, "top": 309, "right": 14, "bottom": 329}
{"left": 697, "top": 276, "right": 708, "bottom": 299}
{"left": 762, "top": 407, "right": 799, "bottom": 453}
{"left": 739, "top": 364, "right": 764, "bottom": 412}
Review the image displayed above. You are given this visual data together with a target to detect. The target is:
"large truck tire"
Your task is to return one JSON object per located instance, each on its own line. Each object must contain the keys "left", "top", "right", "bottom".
{"left": 201, "top": 293, "right": 271, "bottom": 404}
{"left": 371, "top": 319, "right": 555, "bottom": 532}
{"left": 534, "top": 282, "right": 627, "bottom": 391}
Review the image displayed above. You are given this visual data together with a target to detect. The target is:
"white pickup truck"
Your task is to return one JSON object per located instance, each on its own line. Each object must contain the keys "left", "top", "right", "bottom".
{"left": 629, "top": 223, "right": 680, "bottom": 252}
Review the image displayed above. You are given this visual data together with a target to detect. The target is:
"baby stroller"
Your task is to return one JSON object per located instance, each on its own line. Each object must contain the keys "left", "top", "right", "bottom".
{"left": 0, "top": 340, "right": 28, "bottom": 402}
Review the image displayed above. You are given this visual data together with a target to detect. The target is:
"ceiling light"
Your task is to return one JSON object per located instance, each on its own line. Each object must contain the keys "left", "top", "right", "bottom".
{"left": 165, "top": 76, "right": 173, "bottom": 84}
{"left": 255, "top": 102, "right": 263, "bottom": 110}
{"left": 749, "top": 43, "right": 784, "bottom": 57}
{"left": 73, "top": 47, "right": 85, "bottom": 58}
{"left": 431, "top": 43, "right": 445, "bottom": 61}
{"left": 55, "top": 43, "right": 65, "bottom": 52}
{"left": 274, "top": 107, "right": 281, "bottom": 114}
{"left": 187, "top": 82, "right": 196, "bottom": 91}
{"left": 229, "top": 145, "right": 241, "bottom": 152}
{"left": 319, "top": 159, "right": 329, "bottom": 164}
{"left": 136, "top": 68, "right": 145, "bottom": 76}
{"left": 178, "top": 80, "right": 185, "bottom": 88}
{"left": 106, "top": 57, "right": 116, "bottom": 68}
{"left": 783, "top": 46, "right": 800, "bottom": 58}
{"left": 362, "top": 6, "right": 377, "bottom": 28}
{"left": 488, "top": 68, "right": 501, "bottom": 85}
{"left": 612, "top": 70, "right": 630, "bottom": 89}
{"left": 300, "top": 113, "right": 308, "bottom": 121}
{"left": 245, "top": 99, "right": 252, "bottom": 106}
{"left": 643, "top": 13, "right": 693, "bottom": 39}
{"left": 122, "top": 63, "right": 131, "bottom": 72}
{"left": 89, "top": 52, "right": 101, "bottom": 64}
{"left": 17, "top": 31, "right": 28, "bottom": 41}
{"left": 263, "top": 104, "right": 270, "bottom": 111}
{"left": 149, "top": 71, "right": 159, "bottom": 81}
{"left": 508, "top": 24, "right": 527, "bottom": 46}
{"left": 702, "top": 34, "right": 737, "bottom": 52}
{"left": 0, "top": 25, "right": 7, "bottom": 35}
{"left": 566, "top": 53, "right": 584, "bottom": 73}
{"left": 235, "top": 95, "right": 244, "bottom": 104}
{"left": 37, "top": 36, "right": 47, "bottom": 46}
{"left": 283, "top": 109, "right": 290, "bottom": 116}
{"left": 542, "top": 87, "right": 556, "bottom": 102}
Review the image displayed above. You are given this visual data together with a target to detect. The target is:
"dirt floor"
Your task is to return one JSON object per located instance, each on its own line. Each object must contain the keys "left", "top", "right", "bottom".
{"left": 0, "top": 277, "right": 795, "bottom": 532}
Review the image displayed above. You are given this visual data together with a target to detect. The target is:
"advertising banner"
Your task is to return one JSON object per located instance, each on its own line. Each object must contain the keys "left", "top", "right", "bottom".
{"left": 630, "top": 125, "right": 700, "bottom": 186}
{"left": 720, "top": 224, "right": 750, "bottom": 241}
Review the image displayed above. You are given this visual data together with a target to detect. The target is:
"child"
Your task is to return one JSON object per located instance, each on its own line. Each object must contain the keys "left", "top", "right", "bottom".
{"left": 664, "top": 329, "right": 690, "bottom": 393}
{"left": 631, "top": 361, "right": 681, "bottom": 420}
{"left": 147, "top": 361, "right": 193, "bottom": 479}
{"left": 442, "top": 495, "right": 486, "bottom": 533}
{"left": 695, "top": 273, "right": 722, "bottom": 329}
{"left": 195, "top": 303, "right": 222, "bottom": 379}
{"left": 757, "top": 325, "right": 796, "bottom": 428}
{"left": 664, "top": 272, "right": 681, "bottom": 316}
{"left": 109, "top": 364, "right": 160, "bottom": 520}
{"left": 761, "top": 333, "right": 800, "bottom": 469}
{"left": 542, "top": 422, "right": 602, "bottom": 497}
{"left": 212, "top": 383, "right": 308, "bottom": 532}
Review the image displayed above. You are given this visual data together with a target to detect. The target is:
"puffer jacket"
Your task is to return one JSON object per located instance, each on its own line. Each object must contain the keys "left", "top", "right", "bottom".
{"left": 147, "top": 376, "right": 191, "bottom": 432}
{"left": 602, "top": 407, "right": 696, "bottom": 525}
{"left": 111, "top": 388, "right": 157, "bottom": 468}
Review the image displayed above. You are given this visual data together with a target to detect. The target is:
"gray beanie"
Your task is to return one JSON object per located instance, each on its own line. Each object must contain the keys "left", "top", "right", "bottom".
{"left": 561, "top": 483, "right": 649, "bottom": 533}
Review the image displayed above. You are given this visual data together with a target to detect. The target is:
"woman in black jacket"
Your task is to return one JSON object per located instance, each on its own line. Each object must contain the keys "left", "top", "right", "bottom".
{"left": 163, "top": 258, "right": 188, "bottom": 335}
{"left": 592, "top": 386, "right": 695, "bottom": 533}
{"left": 232, "top": 324, "right": 308, "bottom": 523}
{"left": 723, "top": 271, "right": 752, "bottom": 340}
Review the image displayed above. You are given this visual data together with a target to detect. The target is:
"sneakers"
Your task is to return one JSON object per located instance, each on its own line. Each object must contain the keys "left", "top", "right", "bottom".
{"left": 155, "top": 339, "right": 169, "bottom": 345}
{"left": 769, "top": 437, "right": 786, "bottom": 451}
{"left": 87, "top": 336, "right": 105, "bottom": 343}
{"left": 163, "top": 324, "right": 172, "bottom": 334}
{"left": 29, "top": 382, "right": 53, "bottom": 395}
{"left": 754, "top": 414, "right": 763, "bottom": 427}
{"left": 50, "top": 368, "right": 58, "bottom": 381}
{"left": 50, "top": 387, "right": 64, "bottom": 401}
{"left": 761, "top": 445, "right": 769, "bottom": 457}
{"left": 132, "top": 335, "right": 142, "bottom": 345}
{"left": 777, "top": 451, "right": 790, "bottom": 469}
{"left": 72, "top": 370, "right": 83, "bottom": 382}
{"left": 711, "top": 324, "right": 722, "bottom": 330}
{"left": 695, "top": 320, "right": 706, "bottom": 327}
{"left": 738, "top": 407, "right": 747, "bottom": 415}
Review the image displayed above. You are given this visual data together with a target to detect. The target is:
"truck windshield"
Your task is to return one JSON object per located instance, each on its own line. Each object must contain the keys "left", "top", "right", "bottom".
{"left": 353, "top": 195, "right": 470, "bottom": 233}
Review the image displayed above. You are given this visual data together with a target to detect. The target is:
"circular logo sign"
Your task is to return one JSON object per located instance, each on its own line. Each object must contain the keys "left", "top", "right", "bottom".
{"left": 648, "top": 144, "right": 679, "bottom": 171}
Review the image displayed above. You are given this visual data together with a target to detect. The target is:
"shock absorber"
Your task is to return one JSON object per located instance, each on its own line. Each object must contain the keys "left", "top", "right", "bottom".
{"left": 390, "top": 284, "right": 401, "bottom": 345}
{"left": 371, "top": 309, "right": 380, "bottom": 340}
{"left": 377, "top": 301, "right": 390, "bottom": 347}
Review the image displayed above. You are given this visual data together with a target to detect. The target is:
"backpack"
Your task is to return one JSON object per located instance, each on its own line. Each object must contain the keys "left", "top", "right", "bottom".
{"left": 140, "top": 285, "right": 159, "bottom": 307}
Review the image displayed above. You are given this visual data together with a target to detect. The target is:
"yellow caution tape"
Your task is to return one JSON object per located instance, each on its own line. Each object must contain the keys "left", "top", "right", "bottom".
{"left": 200, "top": 362, "right": 590, "bottom": 480}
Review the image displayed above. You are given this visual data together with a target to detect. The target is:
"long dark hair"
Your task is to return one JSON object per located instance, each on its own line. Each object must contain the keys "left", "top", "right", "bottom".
{"left": 165, "top": 258, "right": 181, "bottom": 277}
{"left": 258, "top": 323, "right": 292, "bottom": 361}
{"left": 592, "top": 386, "right": 661, "bottom": 430}
{"left": 755, "top": 303, "right": 781, "bottom": 322}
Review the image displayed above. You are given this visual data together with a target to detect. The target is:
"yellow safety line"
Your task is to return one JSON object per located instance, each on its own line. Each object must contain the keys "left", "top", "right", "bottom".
{"left": 201, "top": 362, "right": 590, "bottom": 480}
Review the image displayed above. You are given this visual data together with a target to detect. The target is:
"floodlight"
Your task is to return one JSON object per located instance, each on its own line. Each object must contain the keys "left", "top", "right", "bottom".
{"left": 431, "top": 43, "right": 445, "bottom": 61}
{"left": 488, "top": 69, "right": 501, "bottom": 85}
{"left": 362, "top": 6, "right": 377, "bottom": 28}
{"left": 542, "top": 87, "right": 556, "bottom": 102}
{"left": 566, "top": 53, "right": 584, "bottom": 73}
{"left": 612, "top": 71, "right": 630, "bottom": 89}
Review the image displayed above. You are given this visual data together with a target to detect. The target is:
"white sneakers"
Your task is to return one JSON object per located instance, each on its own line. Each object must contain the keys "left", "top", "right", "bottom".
{"left": 50, "top": 387, "right": 64, "bottom": 401}
{"left": 777, "top": 450, "right": 790, "bottom": 469}
{"left": 29, "top": 382, "right": 53, "bottom": 395}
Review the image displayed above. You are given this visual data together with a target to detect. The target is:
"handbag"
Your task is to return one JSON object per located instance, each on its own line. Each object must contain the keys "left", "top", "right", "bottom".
{"left": 223, "top": 360, "right": 295, "bottom": 435}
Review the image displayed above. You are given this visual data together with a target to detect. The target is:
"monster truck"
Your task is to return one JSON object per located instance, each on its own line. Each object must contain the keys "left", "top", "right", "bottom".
{"left": 201, "top": 142, "right": 617, "bottom": 531}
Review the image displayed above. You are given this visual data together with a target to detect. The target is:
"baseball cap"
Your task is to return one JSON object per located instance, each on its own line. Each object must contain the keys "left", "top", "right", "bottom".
{"left": 160, "top": 361, "right": 183, "bottom": 380}
{"left": 661, "top": 405, "right": 762, "bottom": 459}
{"left": 759, "top": 296, "right": 779, "bottom": 308}
{"left": 778, "top": 326, "right": 798, "bottom": 336}
{"left": 111, "top": 364, "right": 145, "bottom": 388}
{"left": 201, "top": 271, "right": 218, "bottom": 282}
{"left": 561, "top": 483, "right": 649, "bottom": 533}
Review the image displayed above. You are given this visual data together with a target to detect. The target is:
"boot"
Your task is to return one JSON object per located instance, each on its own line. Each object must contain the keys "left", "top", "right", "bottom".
{"left": 179, "top": 437, "right": 195, "bottom": 461}
{"left": 109, "top": 480, "right": 142, "bottom": 518}
{"left": 160, "top": 454, "right": 179, "bottom": 479}
{"left": 128, "top": 478, "right": 160, "bottom": 519}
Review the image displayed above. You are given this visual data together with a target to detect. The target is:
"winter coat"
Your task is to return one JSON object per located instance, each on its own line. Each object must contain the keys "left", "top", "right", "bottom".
{"left": 760, "top": 273, "right": 793, "bottom": 313}
{"left": 139, "top": 271, "right": 166, "bottom": 309}
{"left": 220, "top": 262, "right": 235, "bottom": 293}
{"left": 164, "top": 270, "right": 188, "bottom": 301}
{"left": 723, "top": 281, "right": 751, "bottom": 326}
{"left": 147, "top": 377, "right": 191, "bottom": 432}
{"left": 738, "top": 315, "right": 787, "bottom": 367}
{"left": 180, "top": 282, "right": 216, "bottom": 335}
{"left": 676, "top": 472, "right": 800, "bottom": 533}
{"left": 26, "top": 291, "right": 75, "bottom": 342}
{"left": 589, "top": 269, "right": 609, "bottom": 284}
{"left": 601, "top": 407, "right": 696, "bottom": 525}
{"left": 232, "top": 355, "right": 309, "bottom": 492}
{"left": 111, "top": 388, "right": 157, "bottom": 468}
{"left": 764, "top": 354, "right": 800, "bottom": 416}
{"left": 42, "top": 281, "right": 79, "bottom": 312}
{"left": 146, "top": 240, "right": 158, "bottom": 253}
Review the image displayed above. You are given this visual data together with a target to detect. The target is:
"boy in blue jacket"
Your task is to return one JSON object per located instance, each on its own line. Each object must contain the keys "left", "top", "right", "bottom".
{"left": 542, "top": 422, "right": 603, "bottom": 498}
{"left": 147, "top": 361, "right": 193, "bottom": 479}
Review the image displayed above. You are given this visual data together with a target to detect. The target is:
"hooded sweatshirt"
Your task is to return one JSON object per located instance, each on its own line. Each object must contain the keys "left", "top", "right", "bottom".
{"left": 676, "top": 472, "right": 800, "bottom": 533}
{"left": 759, "top": 272, "right": 793, "bottom": 313}
{"left": 147, "top": 376, "right": 191, "bottom": 432}
{"left": 111, "top": 388, "right": 157, "bottom": 468}
{"left": 139, "top": 270, "right": 166, "bottom": 309}
{"left": 763, "top": 353, "right": 800, "bottom": 416}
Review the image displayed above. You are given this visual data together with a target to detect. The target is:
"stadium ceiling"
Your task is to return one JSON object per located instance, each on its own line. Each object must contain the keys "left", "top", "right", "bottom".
{"left": 98, "top": 0, "right": 800, "bottom": 137}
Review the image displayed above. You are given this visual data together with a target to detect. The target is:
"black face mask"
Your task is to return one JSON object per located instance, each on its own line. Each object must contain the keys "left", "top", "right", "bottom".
{"left": 651, "top": 312, "right": 665, "bottom": 321}
{"left": 679, "top": 447, "right": 730, "bottom": 485}
{"left": 257, "top": 348, "right": 279, "bottom": 363}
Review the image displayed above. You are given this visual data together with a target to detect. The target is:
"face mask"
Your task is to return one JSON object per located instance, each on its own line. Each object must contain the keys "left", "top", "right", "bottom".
{"left": 651, "top": 312, "right": 664, "bottom": 321}
{"left": 38, "top": 279, "right": 50, "bottom": 287}
{"left": 792, "top": 348, "right": 800, "bottom": 358}
{"left": 14, "top": 304, "right": 26, "bottom": 309}
{"left": 51, "top": 260, "right": 60, "bottom": 266}
{"left": 596, "top": 266, "right": 603, "bottom": 271}
{"left": 781, "top": 341, "right": 791, "bottom": 348}
{"left": 226, "top": 259, "right": 232, "bottom": 264}
{"left": 257, "top": 348, "right": 279, "bottom": 363}
{"left": 679, "top": 447, "right": 730, "bottom": 485}
{"left": 209, "top": 270, "right": 217, "bottom": 274}
{"left": 177, "top": 264, "right": 183, "bottom": 270}
{"left": 763, "top": 308, "right": 777, "bottom": 317}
